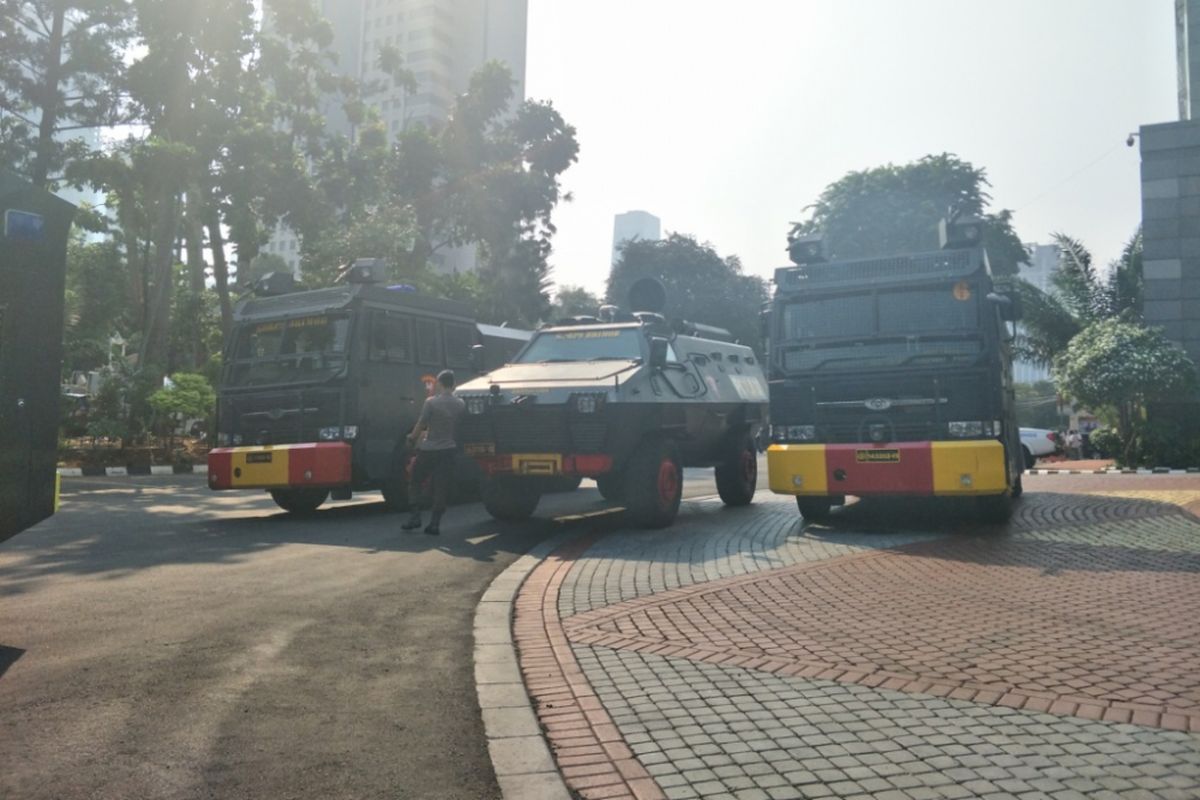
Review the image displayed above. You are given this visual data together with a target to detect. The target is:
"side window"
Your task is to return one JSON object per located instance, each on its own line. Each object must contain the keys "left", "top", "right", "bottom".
{"left": 416, "top": 318, "right": 443, "bottom": 365}
{"left": 368, "top": 312, "right": 413, "bottom": 362}
{"left": 444, "top": 322, "right": 473, "bottom": 368}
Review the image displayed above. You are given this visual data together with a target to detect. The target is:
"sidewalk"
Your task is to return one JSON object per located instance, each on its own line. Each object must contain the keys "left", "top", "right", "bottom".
{"left": 482, "top": 476, "right": 1200, "bottom": 800}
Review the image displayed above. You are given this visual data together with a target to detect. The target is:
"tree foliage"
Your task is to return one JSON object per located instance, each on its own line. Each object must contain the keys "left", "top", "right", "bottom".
{"left": 789, "top": 153, "right": 1028, "bottom": 275}
{"left": 1054, "top": 319, "right": 1196, "bottom": 465}
{"left": 0, "top": 0, "right": 133, "bottom": 186}
{"left": 607, "top": 234, "right": 768, "bottom": 355}
{"left": 1015, "top": 229, "right": 1143, "bottom": 367}
{"left": 551, "top": 285, "right": 602, "bottom": 320}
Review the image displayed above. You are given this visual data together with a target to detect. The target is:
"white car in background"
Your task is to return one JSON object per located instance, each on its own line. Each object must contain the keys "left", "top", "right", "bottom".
{"left": 1019, "top": 427, "right": 1059, "bottom": 469}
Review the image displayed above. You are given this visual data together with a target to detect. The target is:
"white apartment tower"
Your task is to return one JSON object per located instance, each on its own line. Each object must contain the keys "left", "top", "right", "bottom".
{"left": 611, "top": 210, "right": 662, "bottom": 267}
{"left": 263, "top": 0, "right": 528, "bottom": 275}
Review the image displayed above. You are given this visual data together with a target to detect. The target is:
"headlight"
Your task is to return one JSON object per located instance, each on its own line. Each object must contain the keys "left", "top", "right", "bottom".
{"left": 465, "top": 396, "right": 488, "bottom": 415}
{"left": 573, "top": 393, "right": 605, "bottom": 414}
{"left": 319, "top": 426, "right": 341, "bottom": 441}
{"left": 948, "top": 421, "right": 984, "bottom": 437}
{"left": 343, "top": 425, "right": 358, "bottom": 440}
{"left": 787, "top": 425, "right": 816, "bottom": 441}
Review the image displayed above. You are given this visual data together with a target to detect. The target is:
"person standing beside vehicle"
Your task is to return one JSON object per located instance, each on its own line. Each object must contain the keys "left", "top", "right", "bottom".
{"left": 1066, "top": 429, "right": 1083, "bottom": 460}
{"left": 402, "top": 370, "right": 466, "bottom": 535}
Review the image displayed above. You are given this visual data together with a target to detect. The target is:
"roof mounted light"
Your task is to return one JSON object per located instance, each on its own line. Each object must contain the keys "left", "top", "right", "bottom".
{"left": 939, "top": 215, "right": 984, "bottom": 250}
{"left": 337, "top": 257, "right": 384, "bottom": 284}
{"left": 252, "top": 271, "right": 297, "bottom": 297}
{"left": 787, "top": 233, "right": 826, "bottom": 265}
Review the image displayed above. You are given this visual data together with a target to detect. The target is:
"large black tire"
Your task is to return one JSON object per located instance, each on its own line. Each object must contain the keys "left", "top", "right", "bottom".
{"left": 269, "top": 488, "right": 329, "bottom": 514}
{"left": 1011, "top": 475, "right": 1024, "bottom": 499}
{"left": 595, "top": 474, "right": 623, "bottom": 503}
{"left": 1022, "top": 445, "right": 1036, "bottom": 470}
{"left": 547, "top": 475, "right": 583, "bottom": 493}
{"left": 715, "top": 435, "right": 758, "bottom": 507}
{"left": 482, "top": 475, "right": 541, "bottom": 521}
{"left": 623, "top": 440, "right": 683, "bottom": 529}
{"left": 380, "top": 449, "right": 411, "bottom": 512}
{"left": 796, "top": 497, "right": 834, "bottom": 520}
{"left": 977, "top": 491, "right": 1014, "bottom": 523}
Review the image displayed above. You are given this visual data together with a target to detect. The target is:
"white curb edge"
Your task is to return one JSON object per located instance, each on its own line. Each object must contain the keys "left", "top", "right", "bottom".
{"left": 474, "top": 530, "right": 577, "bottom": 800}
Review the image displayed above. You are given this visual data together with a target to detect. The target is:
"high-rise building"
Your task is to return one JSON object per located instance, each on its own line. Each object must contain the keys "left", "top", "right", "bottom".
{"left": 611, "top": 210, "right": 662, "bottom": 266}
{"left": 263, "top": 0, "right": 528, "bottom": 276}
{"left": 1140, "top": 0, "right": 1200, "bottom": 364}
{"left": 1012, "top": 243, "right": 1060, "bottom": 385}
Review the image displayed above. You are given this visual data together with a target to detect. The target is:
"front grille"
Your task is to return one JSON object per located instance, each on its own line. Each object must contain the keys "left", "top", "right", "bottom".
{"left": 819, "top": 421, "right": 939, "bottom": 444}
{"left": 460, "top": 405, "right": 608, "bottom": 454}
{"left": 222, "top": 388, "right": 344, "bottom": 445}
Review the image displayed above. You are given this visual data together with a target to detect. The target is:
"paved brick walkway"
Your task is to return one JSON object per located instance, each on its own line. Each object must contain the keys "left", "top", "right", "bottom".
{"left": 512, "top": 477, "right": 1200, "bottom": 799}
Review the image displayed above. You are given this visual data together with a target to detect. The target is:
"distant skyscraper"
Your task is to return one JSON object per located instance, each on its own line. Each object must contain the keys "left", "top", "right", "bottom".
{"left": 1013, "top": 243, "right": 1060, "bottom": 385}
{"left": 611, "top": 211, "right": 662, "bottom": 266}
{"left": 263, "top": 0, "right": 529, "bottom": 276}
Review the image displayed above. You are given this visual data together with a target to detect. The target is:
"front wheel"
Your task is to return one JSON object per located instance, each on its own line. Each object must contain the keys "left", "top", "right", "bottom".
{"left": 623, "top": 440, "right": 683, "bottom": 529}
{"left": 270, "top": 488, "right": 329, "bottom": 515}
{"left": 977, "top": 491, "right": 1014, "bottom": 523}
{"left": 715, "top": 435, "right": 757, "bottom": 507}
{"left": 595, "top": 474, "right": 623, "bottom": 503}
{"left": 482, "top": 475, "right": 541, "bottom": 521}
{"left": 381, "top": 449, "right": 411, "bottom": 512}
{"left": 796, "top": 497, "right": 834, "bottom": 520}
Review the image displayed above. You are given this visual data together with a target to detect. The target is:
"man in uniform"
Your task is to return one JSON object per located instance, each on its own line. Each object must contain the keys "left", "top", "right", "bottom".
{"left": 402, "top": 370, "right": 466, "bottom": 535}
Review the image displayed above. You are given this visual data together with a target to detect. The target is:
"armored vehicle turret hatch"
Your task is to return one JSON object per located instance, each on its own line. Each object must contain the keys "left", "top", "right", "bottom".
{"left": 457, "top": 279, "right": 769, "bottom": 528}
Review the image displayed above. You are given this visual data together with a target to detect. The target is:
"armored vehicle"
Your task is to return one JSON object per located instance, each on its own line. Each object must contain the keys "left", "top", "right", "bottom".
{"left": 207, "top": 262, "right": 529, "bottom": 513}
{"left": 456, "top": 279, "right": 769, "bottom": 528}
{"left": 766, "top": 218, "right": 1024, "bottom": 521}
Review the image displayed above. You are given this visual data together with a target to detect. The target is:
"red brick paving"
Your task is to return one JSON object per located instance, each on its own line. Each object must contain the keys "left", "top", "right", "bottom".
{"left": 514, "top": 533, "right": 666, "bottom": 800}
{"left": 564, "top": 525, "right": 1200, "bottom": 731}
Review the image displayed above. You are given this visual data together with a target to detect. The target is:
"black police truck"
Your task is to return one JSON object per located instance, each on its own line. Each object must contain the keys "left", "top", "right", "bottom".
{"left": 208, "top": 263, "right": 529, "bottom": 513}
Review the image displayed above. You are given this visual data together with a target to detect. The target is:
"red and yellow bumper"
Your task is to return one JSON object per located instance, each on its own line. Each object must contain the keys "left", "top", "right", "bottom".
{"left": 207, "top": 443, "right": 352, "bottom": 491}
{"left": 469, "top": 449, "right": 614, "bottom": 477}
{"left": 767, "top": 441, "right": 1008, "bottom": 497}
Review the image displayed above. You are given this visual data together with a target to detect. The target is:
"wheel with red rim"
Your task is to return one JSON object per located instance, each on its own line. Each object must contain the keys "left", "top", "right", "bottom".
{"left": 715, "top": 435, "right": 757, "bottom": 507}
{"left": 623, "top": 440, "right": 682, "bottom": 529}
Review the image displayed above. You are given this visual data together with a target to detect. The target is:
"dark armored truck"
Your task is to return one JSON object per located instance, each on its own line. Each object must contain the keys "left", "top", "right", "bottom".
{"left": 456, "top": 280, "right": 770, "bottom": 528}
{"left": 765, "top": 218, "right": 1024, "bottom": 521}
{"left": 207, "top": 264, "right": 529, "bottom": 513}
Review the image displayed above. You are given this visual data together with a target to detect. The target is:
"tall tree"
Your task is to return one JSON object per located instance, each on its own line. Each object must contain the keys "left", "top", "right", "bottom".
{"left": 607, "top": 234, "right": 768, "bottom": 355}
{"left": 789, "top": 153, "right": 1028, "bottom": 275}
{"left": 0, "top": 0, "right": 132, "bottom": 187}
{"left": 551, "top": 285, "right": 602, "bottom": 319}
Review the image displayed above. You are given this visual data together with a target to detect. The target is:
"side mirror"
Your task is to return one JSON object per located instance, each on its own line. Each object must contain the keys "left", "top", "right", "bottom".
{"left": 987, "top": 292, "right": 1020, "bottom": 322}
{"left": 648, "top": 336, "right": 669, "bottom": 369}
{"left": 470, "top": 343, "right": 485, "bottom": 373}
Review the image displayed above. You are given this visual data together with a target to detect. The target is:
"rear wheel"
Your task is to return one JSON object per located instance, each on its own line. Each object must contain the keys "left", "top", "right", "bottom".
{"left": 270, "top": 488, "right": 329, "bottom": 515}
{"left": 623, "top": 440, "right": 682, "bottom": 529}
{"left": 548, "top": 475, "right": 583, "bottom": 493}
{"left": 1022, "top": 445, "right": 1036, "bottom": 470}
{"left": 482, "top": 475, "right": 541, "bottom": 521}
{"left": 595, "top": 474, "right": 623, "bottom": 503}
{"left": 795, "top": 497, "right": 834, "bottom": 520}
{"left": 716, "top": 435, "right": 758, "bottom": 507}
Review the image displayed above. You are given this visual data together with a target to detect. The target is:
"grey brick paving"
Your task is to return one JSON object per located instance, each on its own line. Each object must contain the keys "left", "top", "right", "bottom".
{"left": 560, "top": 495, "right": 941, "bottom": 616}
{"left": 573, "top": 645, "right": 1200, "bottom": 799}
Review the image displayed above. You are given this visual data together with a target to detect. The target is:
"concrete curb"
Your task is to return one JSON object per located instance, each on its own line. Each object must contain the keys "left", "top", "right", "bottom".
{"left": 57, "top": 464, "right": 208, "bottom": 477}
{"left": 1026, "top": 467, "right": 1199, "bottom": 475}
{"left": 474, "top": 530, "right": 578, "bottom": 800}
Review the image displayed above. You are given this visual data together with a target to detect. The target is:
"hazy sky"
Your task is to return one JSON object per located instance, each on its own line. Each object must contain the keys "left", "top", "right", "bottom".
{"left": 524, "top": 1, "right": 1176, "bottom": 297}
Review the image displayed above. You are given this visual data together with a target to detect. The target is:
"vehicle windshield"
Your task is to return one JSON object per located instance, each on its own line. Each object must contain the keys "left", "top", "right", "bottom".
{"left": 226, "top": 314, "right": 351, "bottom": 386}
{"left": 516, "top": 328, "right": 643, "bottom": 363}
{"left": 779, "top": 284, "right": 983, "bottom": 372}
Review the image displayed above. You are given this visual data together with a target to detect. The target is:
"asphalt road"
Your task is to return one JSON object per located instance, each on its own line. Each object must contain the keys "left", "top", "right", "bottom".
{"left": 0, "top": 467, "right": 728, "bottom": 800}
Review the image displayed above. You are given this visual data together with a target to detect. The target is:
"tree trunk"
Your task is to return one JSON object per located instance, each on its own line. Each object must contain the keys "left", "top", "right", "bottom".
{"left": 31, "top": 4, "right": 66, "bottom": 188}
{"left": 184, "top": 192, "right": 208, "bottom": 368}
{"left": 208, "top": 214, "right": 234, "bottom": 338}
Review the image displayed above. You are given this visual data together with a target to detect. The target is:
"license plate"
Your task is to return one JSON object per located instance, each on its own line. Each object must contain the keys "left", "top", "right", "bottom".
{"left": 856, "top": 449, "right": 900, "bottom": 463}
{"left": 246, "top": 452, "right": 273, "bottom": 464}
{"left": 465, "top": 442, "right": 495, "bottom": 456}
{"left": 515, "top": 454, "right": 562, "bottom": 475}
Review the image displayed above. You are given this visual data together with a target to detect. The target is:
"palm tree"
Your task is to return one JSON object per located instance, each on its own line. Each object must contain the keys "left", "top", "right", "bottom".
{"left": 1014, "top": 228, "right": 1142, "bottom": 368}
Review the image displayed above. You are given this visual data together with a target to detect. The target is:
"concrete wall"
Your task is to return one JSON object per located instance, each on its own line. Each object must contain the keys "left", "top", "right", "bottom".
{"left": 1140, "top": 119, "right": 1200, "bottom": 363}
